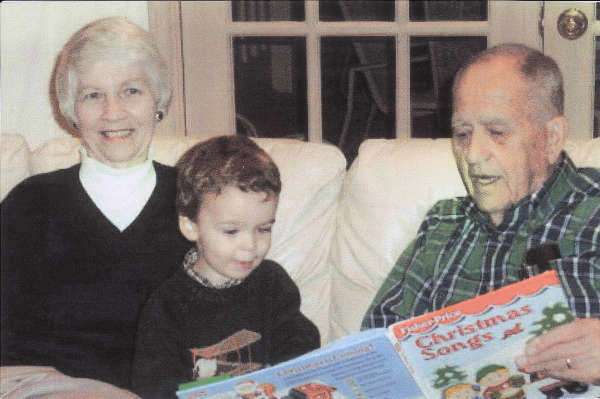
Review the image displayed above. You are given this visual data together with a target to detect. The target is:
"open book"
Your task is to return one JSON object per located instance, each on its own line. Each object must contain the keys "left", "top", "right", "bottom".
{"left": 176, "top": 271, "right": 600, "bottom": 399}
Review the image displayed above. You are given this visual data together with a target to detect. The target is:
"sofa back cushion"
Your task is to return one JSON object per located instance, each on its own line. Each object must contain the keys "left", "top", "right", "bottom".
{"left": 150, "top": 137, "right": 347, "bottom": 342}
{"left": 1, "top": 133, "right": 32, "bottom": 202}
{"left": 27, "top": 136, "right": 347, "bottom": 342}
{"left": 330, "top": 138, "right": 465, "bottom": 340}
{"left": 330, "top": 137, "right": 600, "bottom": 341}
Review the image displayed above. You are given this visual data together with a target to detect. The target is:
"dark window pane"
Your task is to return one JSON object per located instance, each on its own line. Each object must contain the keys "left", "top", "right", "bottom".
{"left": 320, "top": 0, "right": 394, "bottom": 22}
{"left": 410, "top": 0, "right": 487, "bottom": 22}
{"left": 232, "top": 0, "right": 305, "bottom": 22}
{"left": 233, "top": 37, "right": 307, "bottom": 140}
{"left": 321, "top": 36, "right": 396, "bottom": 163}
{"left": 410, "top": 36, "right": 487, "bottom": 138}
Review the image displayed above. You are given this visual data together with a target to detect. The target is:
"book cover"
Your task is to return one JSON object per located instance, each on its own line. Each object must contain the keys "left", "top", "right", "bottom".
{"left": 176, "top": 327, "right": 423, "bottom": 399}
{"left": 387, "top": 271, "right": 600, "bottom": 399}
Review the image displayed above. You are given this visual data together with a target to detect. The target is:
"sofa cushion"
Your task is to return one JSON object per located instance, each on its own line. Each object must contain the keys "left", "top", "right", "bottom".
{"left": 0, "top": 133, "right": 32, "bottom": 201}
{"left": 150, "top": 137, "right": 347, "bottom": 342}
{"left": 565, "top": 138, "right": 600, "bottom": 168}
{"left": 29, "top": 136, "right": 347, "bottom": 342}
{"left": 330, "top": 138, "right": 465, "bottom": 340}
{"left": 30, "top": 137, "right": 82, "bottom": 175}
{"left": 329, "top": 137, "right": 600, "bottom": 341}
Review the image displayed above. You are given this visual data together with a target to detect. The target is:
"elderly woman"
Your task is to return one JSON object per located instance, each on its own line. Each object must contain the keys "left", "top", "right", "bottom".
{"left": 0, "top": 17, "right": 191, "bottom": 390}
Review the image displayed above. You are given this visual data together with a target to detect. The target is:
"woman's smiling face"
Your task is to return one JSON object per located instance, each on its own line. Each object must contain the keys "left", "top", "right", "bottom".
{"left": 74, "top": 60, "right": 158, "bottom": 168}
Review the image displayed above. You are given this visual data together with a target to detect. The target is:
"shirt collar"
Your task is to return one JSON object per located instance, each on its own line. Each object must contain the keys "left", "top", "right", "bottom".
{"left": 183, "top": 248, "right": 244, "bottom": 290}
{"left": 78, "top": 147, "right": 156, "bottom": 231}
{"left": 79, "top": 147, "right": 154, "bottom": 177}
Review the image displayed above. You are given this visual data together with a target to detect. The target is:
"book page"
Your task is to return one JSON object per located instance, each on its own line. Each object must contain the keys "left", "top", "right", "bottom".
{"left": 177, "top": 328, "right": 424, "bottom": 399}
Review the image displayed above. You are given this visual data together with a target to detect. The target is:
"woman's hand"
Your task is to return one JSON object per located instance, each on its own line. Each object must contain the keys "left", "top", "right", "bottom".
{"left": 515, "top": 318, "right": 600, "bottom": 385}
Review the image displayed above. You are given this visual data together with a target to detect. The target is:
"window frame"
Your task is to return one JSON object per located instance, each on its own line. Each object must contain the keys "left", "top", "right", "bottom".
{"left": 150, "top": 1, "right": 542, "bottom": 141}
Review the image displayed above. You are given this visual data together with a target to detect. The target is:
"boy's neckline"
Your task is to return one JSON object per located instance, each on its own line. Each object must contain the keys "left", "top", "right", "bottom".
{"left": 183, "top": 248, "right": 244, "bottom": 290}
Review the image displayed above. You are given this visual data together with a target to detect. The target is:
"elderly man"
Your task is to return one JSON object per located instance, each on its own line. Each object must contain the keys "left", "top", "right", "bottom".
{"left": 362, "top": 43, "right": 600, "bottom": 385}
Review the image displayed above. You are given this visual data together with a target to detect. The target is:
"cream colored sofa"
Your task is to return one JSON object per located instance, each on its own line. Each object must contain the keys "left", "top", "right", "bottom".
{"left": 2, "top": 133, "right": 599, "bottom": 396}
{"left": 2, "top": 133, "right": 600, "bottom": 346}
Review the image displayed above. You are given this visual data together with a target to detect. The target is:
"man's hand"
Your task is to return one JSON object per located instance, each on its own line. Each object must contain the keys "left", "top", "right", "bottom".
{"left": 515, "top": 318, "right": 600, "bottom": 385}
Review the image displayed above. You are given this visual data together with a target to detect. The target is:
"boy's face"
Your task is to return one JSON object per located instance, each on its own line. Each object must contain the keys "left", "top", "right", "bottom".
{"left": 179, "top": 186, "right": 277, "bottom": 286}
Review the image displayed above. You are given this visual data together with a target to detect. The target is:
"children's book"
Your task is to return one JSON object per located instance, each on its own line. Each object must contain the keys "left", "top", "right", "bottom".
{"left": 176, "top": 271, "right": 600, "bottom": 399}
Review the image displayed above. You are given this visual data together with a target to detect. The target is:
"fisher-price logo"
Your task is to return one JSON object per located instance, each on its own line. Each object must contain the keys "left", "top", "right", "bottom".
{"left": 392, "top": 310, "right": 463, "bottom": 340}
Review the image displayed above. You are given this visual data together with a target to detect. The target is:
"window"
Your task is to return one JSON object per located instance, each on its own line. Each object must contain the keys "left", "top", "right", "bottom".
{"left": 178, "top": 1, "right": 550, "bottom": 163}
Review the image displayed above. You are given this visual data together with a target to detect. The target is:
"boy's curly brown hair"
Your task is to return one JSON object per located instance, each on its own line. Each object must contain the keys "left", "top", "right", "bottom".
{"left": 176, "top": 135, "right": 281, "bottom": 220}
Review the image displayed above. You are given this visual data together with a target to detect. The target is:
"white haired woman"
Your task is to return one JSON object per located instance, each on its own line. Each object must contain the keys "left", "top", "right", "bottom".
{"left": 1, "top": 17, "right": 192, "bottom": 392}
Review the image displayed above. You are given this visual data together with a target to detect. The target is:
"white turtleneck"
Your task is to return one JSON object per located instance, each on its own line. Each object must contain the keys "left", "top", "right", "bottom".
{"left": 79, "top": 149, "right": 157, "bottom": 232}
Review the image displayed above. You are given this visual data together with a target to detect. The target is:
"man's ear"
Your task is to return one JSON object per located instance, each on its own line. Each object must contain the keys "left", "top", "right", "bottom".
{"left": 179, "top": 215, "right": 199, "bottom": 242}
{"left": 545, "top": 116, "right": 567, "bottom": 164}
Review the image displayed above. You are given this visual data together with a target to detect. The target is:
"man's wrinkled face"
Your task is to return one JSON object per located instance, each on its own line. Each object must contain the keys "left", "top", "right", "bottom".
{"left": 451, "top": 57, "right": 557, "bottom": 226}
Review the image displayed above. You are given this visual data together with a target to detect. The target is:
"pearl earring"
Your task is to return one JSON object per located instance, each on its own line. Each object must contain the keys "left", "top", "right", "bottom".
{"left": 155, "top": 111, "right": 164, "bottom": 121}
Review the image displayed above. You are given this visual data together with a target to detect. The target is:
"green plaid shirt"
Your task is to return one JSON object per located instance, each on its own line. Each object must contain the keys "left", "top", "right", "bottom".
{"left": 363, "top": 153, "right": 600, "bottom": 329}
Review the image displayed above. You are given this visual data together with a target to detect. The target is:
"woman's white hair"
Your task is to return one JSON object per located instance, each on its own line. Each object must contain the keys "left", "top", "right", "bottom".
{"left": 54, "top": 17, "right": 171, "bottom": 126}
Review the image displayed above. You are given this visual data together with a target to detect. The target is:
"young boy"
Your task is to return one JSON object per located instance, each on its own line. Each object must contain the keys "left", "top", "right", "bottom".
{"left": 131, "top": 135, "right": 320, "bottom": 399}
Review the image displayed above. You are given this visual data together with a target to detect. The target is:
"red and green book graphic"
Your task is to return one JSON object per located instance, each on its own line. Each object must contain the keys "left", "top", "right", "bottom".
{"left": 387, "top": 271, "right": 589, "bottom": 399}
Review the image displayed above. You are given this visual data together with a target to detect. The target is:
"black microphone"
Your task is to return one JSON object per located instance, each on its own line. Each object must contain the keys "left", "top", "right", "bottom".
{"left": 519, "top": 243, "right": 561, "bottom": 281}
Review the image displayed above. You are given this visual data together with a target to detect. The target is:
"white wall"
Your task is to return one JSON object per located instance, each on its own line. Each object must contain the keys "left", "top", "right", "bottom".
{"left": 1, "top": 1, "right": 149, "bottom": 150}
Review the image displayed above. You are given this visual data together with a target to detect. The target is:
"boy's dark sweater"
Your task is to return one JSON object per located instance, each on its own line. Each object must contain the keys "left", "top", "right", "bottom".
{"left": 131, "top": 259, "right": 320, "bottom": 399}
